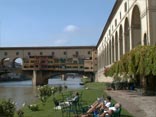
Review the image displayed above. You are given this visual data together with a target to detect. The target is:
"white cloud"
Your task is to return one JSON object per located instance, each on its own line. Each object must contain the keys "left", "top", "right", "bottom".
{"left": 64, "top": 25, "right": 79, "bottom": 32}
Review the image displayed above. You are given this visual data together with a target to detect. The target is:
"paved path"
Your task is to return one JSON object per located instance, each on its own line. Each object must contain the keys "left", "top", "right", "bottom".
{"left": 106, "top": 90, "right": 156, "bottom": 117}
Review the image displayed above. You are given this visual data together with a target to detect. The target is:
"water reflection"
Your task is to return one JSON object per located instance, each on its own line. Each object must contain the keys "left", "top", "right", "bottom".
{"left": 48, "top": 77, "right": 83, "bottom": 89}
{"left": 0, "top": 76, "right": 83, "bottom": 109}
{"left": 0, "top": 85, "right": 37, "bottom": 110}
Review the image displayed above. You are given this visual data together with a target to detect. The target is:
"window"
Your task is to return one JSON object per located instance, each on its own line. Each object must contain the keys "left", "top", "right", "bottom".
{"left": 124, "top": 2, "right": 127, "bottom": 12}
{"left": 40, "top": 52, "right": 43, "bottom": 55}
{"left": 88, "top": 51, "right": 91, "bottom": 54}
{"left": 120, "top": 12, "right": 122, "bottom": 19}
{"left": 64, "top": 51, "right": 67, "bottom": 55}
{"left": 115, "top": 19, "right": 117, "bottom": 26}
{"left": 4, "top": 52, "right": 7, "bottom": 56}
{"left": 109, "top": 29, "right": 111, "bottom": 35}
{"left": 16, "top": 52, "right": 19, "bottom": 55}
{"left": 75, "top": 51, "right": 79, "bottom": 55}
{"left": 52, "top": 52, "right": 55, "bottom": 56}
{"left": 28, "top": 52, "right": 31, "bottom": 56}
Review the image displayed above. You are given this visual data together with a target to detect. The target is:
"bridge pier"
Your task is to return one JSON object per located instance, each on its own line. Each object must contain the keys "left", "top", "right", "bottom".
{"left": 32, "top": 70, "right": 48, "bottom": 86}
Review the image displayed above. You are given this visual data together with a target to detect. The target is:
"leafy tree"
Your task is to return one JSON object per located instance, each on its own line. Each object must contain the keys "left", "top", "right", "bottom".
{"left": 104, "top": 45, "right": 156, "bottom": 94}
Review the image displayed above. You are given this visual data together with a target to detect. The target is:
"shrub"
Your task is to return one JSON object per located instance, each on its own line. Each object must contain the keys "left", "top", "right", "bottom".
{"left": 38, "top": 85, "right": 56, "bottom": 104}
{"left": 28, "top": 104, "right": 39, "bottom": 111}
{"left": 38, "top": 85, "right": 53, "bottom": 97}
{"left": 17, "top": 109, "right": 24, "bottom": 117}
{"left": 0, "top": 99, "right": 16, "bottom": 117}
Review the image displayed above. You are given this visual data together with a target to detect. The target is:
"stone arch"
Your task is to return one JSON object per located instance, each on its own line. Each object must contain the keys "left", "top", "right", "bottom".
{"left": 115, "top": 32, "right": 118, "bottom": 61}
{"left": 101, "top": 49, "right": 104, "bottom": 68}
{"left": 124, "top": 18, "right": 130, "bottom": 52}
{"left": 106, "top": 44, "right": 109, "bottom": 65}
{"left": 119, "top": 25, "right": 123, "bottom": 58}
{"left": 112, "top": 36, "right": 115, "bottom": 63}
{"left": 131, "top": 5, "right": 141, "bottom": 48}
{"left": 1, "top": 58, "right": 11, "bottom": 68}
{"left": 109, "top": 40, "right": 112, "bottom": 64}
{"left": 13, "top": 57, "right": 23, "bottom": 68}
{"left": 143, "top": 33, "right": 148, "bottom": 45}
{"left": 99, "top": 52, "right": 101, "bottom": 69}
{"left": 104, "top": 46, "right": 106, "bottom": 66}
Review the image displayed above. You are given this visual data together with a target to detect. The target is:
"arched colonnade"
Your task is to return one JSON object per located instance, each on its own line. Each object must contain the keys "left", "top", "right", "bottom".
{"left": 98, "top": 5, "right": 148, "bottom": 68}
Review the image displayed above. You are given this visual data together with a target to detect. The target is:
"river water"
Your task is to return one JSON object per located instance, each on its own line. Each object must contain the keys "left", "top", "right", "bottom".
{"left": 0, "top": 77, "right": 83, "bottom": 109}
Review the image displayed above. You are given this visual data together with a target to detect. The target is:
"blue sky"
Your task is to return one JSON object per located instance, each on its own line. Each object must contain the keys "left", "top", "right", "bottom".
{"left": 0, "top": 0, "right": 115, "bottom": 47}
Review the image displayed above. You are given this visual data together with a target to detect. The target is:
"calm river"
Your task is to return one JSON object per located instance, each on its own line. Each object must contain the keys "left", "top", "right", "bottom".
{"left": 0, "top": 77, "right": 83, "bottom": 109}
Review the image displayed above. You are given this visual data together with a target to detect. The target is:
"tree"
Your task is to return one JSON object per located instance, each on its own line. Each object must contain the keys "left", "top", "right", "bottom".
{"left": 104, "top": 45, "right": 156, "bottom": 95}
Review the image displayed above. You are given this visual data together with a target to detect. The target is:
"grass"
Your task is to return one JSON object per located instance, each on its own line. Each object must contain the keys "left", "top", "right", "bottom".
{"left": 14, "top": 82, "right": 133, "bottom": 117}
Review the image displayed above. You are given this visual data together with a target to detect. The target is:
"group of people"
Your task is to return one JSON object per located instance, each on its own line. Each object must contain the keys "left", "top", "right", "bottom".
{"left": 53, "top": 92, "right": 121, "bottom": 117}
{"left": 81, "top": 96, "right": 121, "bottom": 117}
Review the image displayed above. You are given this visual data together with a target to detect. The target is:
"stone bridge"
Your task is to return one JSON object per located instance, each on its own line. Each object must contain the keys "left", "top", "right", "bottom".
{"left": 0, "top": 46, "right": 97, "bottom": 85}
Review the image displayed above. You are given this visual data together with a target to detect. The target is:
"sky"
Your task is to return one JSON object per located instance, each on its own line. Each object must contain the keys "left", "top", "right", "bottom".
{"left": 0, "top": 0, "right": 116, "bottom": 47}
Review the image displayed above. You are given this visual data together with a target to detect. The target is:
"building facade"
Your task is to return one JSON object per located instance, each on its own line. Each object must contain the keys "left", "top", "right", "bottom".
{"left": 0, "top": 46, "right": 97, "bottom": 72}
{"left": 96, "top": 0, "right": 156, "bottom": 81}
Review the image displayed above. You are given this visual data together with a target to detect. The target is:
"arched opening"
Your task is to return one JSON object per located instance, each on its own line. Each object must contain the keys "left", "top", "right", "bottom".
{"left": 48, "top": 73, "right": 83, "bottom": 89}
{"left": 0, "top": 60, "right": 2, "bottom": 68}
{"left": 13, "top": 58, "right": 23, "bottom": 68}
{"left": 104, "top": 47, "right": 106, "bottom": 66}
{"left": 115, "top": 32, "right": 118, "bottom": 61}
{"left": 143, "top": 33, "right": 148, "bottom": 45}
{"left": 106, "top": 44, "right": 109, "bottom": 65}
{"left": 0, "top": 58, "right": 12, "bottom": 80}
{"left": 102, "top": 49, "right": 105, "bottom": 67}
{"left": 124, "top": 18, "right": 130, "bottom": 52}
{"left": 112, "top": 36, "right": 115, "bottom": 62}
{"left": 100, "top": 52, "right": 103, "bottom": 69}
{"left": 119, "top": 25, "right": 123, "bottom": 58}
{"left": 1, "top": 58, "right": 11, "bottom": 68}
{"left": 109, "top": 40, "right": 112, "bottom": 64}
{"left": 131, "top": 5, "right": 141, "bottom": 48}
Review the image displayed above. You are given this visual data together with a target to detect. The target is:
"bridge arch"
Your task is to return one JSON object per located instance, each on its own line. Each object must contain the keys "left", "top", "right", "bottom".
{"left": 13, "top": 57, "right": 23, "bottom": 68}
{"left": 131, "top": 5, "right": 141, "bottom": 48}
{"left": 1, "top": 58, "right": 11, "bottom": 68}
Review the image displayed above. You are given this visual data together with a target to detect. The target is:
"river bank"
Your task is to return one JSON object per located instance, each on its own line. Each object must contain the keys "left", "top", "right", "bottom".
{"left": 0, "top": 77, "right": 83, "bottom": 110}
{"left": 0, "top": 76, "right": 30, "bottom": 82}
{"left": 13, "top": 82, "right": 132, "bottom": 117}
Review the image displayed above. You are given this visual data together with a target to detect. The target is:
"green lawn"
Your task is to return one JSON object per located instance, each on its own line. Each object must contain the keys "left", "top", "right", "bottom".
{"left": 14, "top": 82, "right": 133, "bottom": 117}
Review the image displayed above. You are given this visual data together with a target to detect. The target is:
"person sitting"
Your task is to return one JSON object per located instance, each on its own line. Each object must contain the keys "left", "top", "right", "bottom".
{"left": 87, "top": 96, "right": 112, "bottom": 113}
{"left": 97, "top": 95, "right": 112, "bottom": 110}
{"left": 66, "top": 92, "right": 79, "bottom": 102}
{"left": 99, "top": 103, "right": 121, "bottom": 117}
{"left": 81, "top": 96, "right": 112, "bottom": 117}
{"left": 59, "top": 92, "right": 79, "bottom": 107}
